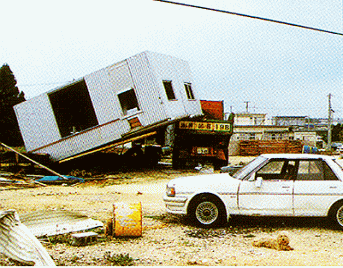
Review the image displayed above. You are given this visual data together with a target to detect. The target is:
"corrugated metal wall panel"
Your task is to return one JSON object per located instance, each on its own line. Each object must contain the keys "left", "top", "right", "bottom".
{"left": 14, "top": 94, "right": 60, "bottom": 152}
{"left": 108, "top": 61, "right": 135, "bottom": 93}
{"left": 85, "top": 61, "right": 134, "bottom": 124}
{"left": 126, "top": 52, "right": 167, "bottom": 126}
{"left": 147, "top": 52, "right": 186, "bottom": 119}
{"left": 143, "top": 51, "right": 202, "bottom": 119}
{"left": 169, "top": 55, "right": 203, "bottom": 116}
{"left": 35, "top": 120, "right": 129, "bottom": 161}
{"left": 84, "top": 68, "right": 120, "bottom": 124}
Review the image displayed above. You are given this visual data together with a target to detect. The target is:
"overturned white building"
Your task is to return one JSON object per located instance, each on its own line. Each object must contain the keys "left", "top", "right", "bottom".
{"left": 14, "top": 51, "right": 203, "bottom": 162}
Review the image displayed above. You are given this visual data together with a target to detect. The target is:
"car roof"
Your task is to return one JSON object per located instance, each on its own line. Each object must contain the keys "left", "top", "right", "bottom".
{"left": 260, "top": 153, "right": 335, "bottom": 160}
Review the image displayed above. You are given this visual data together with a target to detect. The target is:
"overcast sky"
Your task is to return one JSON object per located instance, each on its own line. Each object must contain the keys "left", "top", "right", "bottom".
{"left": 2, "top": 0, "right": 342, "bottom": 119}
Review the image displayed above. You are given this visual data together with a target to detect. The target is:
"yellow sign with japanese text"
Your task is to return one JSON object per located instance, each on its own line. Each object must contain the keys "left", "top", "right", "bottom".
{"left": 179, "top": 121, "right": 232, "bottom": 133}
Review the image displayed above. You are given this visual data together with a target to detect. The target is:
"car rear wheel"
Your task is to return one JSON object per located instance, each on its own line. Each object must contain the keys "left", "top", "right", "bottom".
{"left": 329, "top": 201, "right": 343, "bottom": 229}
{"left": 189, "top": 195, "right": 226, "bottom": 228}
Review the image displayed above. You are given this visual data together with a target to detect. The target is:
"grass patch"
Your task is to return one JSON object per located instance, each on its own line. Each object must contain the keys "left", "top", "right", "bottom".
{"left": 104, "top": 252, "right": 135, "bottom": 266}
{"left": 144, "top": 214, "right": 167, "bottom": 221}
{"left": 48, "top": 234, "right": 72, "bottom": 245}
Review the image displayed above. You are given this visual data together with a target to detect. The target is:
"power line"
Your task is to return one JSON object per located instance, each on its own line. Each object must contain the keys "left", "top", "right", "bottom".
{"left": 154, "top": 0, "right": 343, "bottom": 37}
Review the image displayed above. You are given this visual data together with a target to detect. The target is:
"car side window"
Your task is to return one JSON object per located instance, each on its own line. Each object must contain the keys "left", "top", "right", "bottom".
{"left": 256, "top": 160, "right": 288, "bottom": 181}
{"left": 323, "top": 162, "right": 339, "bottom": 181}
{"left": 297, "top": 160, "right": 324, "bottom": 181}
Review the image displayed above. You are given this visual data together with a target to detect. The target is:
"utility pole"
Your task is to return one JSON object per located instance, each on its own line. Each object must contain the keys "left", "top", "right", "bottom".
{"left": 244, "top": 101, "right": 250, "bottom": 113}
{"left": 327, "top": 94, "right": 334, "bottom": 151}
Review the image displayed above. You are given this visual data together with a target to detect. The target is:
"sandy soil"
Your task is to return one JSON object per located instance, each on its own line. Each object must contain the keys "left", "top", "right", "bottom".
{"left": 1, "top": 157, "right": 343, "bottom": 266}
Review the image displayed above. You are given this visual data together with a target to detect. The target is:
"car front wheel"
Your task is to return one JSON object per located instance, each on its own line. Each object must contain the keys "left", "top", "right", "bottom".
{"left": 189, "top": 195, "right": 226, "bottom": 228}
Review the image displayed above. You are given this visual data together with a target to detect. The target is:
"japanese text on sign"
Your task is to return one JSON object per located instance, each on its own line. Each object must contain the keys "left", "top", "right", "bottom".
{"left": 179, "top": 121, "right": 232, "bottom": 132}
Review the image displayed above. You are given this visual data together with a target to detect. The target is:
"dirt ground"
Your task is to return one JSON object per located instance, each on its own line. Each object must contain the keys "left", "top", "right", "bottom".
{"left": 1, "top": 156, "right": 343, "bottom": 266}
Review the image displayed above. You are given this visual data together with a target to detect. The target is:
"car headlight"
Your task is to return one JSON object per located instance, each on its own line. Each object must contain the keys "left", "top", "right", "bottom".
{"left": 166, "top": 185, "right": 176, "bottom": 197}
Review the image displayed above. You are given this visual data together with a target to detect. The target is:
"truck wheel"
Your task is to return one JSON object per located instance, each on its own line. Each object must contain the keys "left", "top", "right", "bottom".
{"left": 329, "top": 201, "right": 343, "bottom": 229}
{"left": 189, "top": 195, "right": 226, "bottom": 228}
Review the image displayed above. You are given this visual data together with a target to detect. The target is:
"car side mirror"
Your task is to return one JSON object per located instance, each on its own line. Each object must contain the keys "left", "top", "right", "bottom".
{"left": 255, "top": 176, "right": 263, "bottom": 188}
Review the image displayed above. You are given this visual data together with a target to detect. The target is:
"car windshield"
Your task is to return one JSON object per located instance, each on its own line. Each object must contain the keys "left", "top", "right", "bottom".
{"left": 232, "top": 155, "right": 268, "bottom": 180}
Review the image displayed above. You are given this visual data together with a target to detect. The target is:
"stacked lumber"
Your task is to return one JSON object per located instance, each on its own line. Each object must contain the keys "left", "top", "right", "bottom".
{"left": 239, "top": 140, "right": 303, "bottom": 156}
{"left": 239, "top": 141, "right": 259, "bottom": 156}
{"left": 286, "top": 140, "right": 304, "bottom": 153}
{"left": 259, "top": 141, "right": 287, "bottom": 154}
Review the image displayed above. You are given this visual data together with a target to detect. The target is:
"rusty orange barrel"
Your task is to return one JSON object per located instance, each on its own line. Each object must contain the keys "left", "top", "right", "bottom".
{"left": 113, "top": 202, "right": 142, "bottom": 237}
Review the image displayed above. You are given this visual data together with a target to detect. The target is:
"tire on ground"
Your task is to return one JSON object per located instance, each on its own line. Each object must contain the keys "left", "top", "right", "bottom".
{"left": 188, "top": 194, "right": 227, "bottom": 228}
{"left": 328, "top": 200, "right": 343, "bottom": 229}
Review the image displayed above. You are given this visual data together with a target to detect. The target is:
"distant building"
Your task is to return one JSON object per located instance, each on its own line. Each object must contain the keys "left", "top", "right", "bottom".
{"left": 234, "top": 113, "right": 268, "bottom": 126}
{"left": 232, "top": 125, "right": 290, "bottom": 141}
{"left": 273, "top": 116, "right": 329, "bottom": 131}
{"left": 291, "top": 130, "right": 319, "bottom": 145}
{"left": 272, "top": 116, "right": 309, "bottom": 126}
{"left": 229, "top": 113, "right": 319, "bottom": 155}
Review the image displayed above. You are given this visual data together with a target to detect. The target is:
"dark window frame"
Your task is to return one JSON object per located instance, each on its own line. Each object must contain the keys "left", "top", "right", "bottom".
{"left": 296, "top": 159, "right": 339, "bottom": 181}
{"left": 184, "top": 82, "right": 195, "bottom": 100}
{"left": 256, "top": 159, "right": 297, "bottom": 181}
{"left": 257, "top": 159, "right": 288, "bottom": 181}
{"left": 118, "top": 88, "right": 140, "bottom": 116}
{"left": 163, "top": 80, "right": 176, "bottom": 100}
{"left": 48, "top": 79, "right": 99, "bottom": 138}
{"left": 297, "top": 160, "right": 324, "bottom": 181}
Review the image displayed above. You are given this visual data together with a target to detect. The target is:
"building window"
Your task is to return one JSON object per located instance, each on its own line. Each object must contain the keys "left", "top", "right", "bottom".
{"left": 184, "top": 83, "right": 195, "bottom": 100}
{"left": 49, "top": 79, "right": 99, "bottom": 138}
{"left": 163, "top": 80, "right": 176, "bottom": 100}
{"left": 118, "top": 88, "right": 140, "bottom": 116}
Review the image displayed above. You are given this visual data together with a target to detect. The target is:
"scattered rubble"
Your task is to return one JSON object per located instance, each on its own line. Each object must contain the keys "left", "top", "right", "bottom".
{"left": 0, "top": 172, "right": 46, "bottom": 188}
{"left": 71, "top": 232, "right": 98, "bottom": 246}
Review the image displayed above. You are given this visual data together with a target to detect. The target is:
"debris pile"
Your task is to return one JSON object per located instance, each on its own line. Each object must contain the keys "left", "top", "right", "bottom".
{"left": 20, "top": 210, "right": 103, "bottom": 238}
{"left": 0, "top": 210, "right": 55, "bottom": 266}
{"left": 0, "top": 142, "right": 84, "bottom": 188}
{"left": 0, "top": 172, "right": 84, "bottom": 189}
{"left": 0, "top": 171, "right": 47, "bottom": 188}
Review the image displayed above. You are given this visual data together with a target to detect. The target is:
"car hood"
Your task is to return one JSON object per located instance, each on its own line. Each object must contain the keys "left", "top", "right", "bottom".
{"left": 167, "top": 173, "right": 240, "bottom": 193}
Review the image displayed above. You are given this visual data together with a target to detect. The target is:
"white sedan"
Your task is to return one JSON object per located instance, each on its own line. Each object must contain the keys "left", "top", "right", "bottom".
{"left": 163, "top": 154, "right": 343, "bottom": 228}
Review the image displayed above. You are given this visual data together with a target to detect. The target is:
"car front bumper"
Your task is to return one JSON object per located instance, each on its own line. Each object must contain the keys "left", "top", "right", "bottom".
{"left": 163, "top": 195, "right": 188, "bottom": 215}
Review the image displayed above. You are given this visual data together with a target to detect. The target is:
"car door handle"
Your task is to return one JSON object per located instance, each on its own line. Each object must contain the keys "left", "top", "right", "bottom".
{"left": 282, "top": 186, "right": 291, "bottom": 189}
{"left": 330, "top": 186, "right": 337, "bottom": 189}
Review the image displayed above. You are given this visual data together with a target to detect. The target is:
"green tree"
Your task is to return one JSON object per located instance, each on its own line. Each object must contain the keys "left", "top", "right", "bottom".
{"left": 332, "top": 123, "right": 343, "bottom": 142}
{"left": 0, "top": 64, "right": 25, "bottom": 146}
